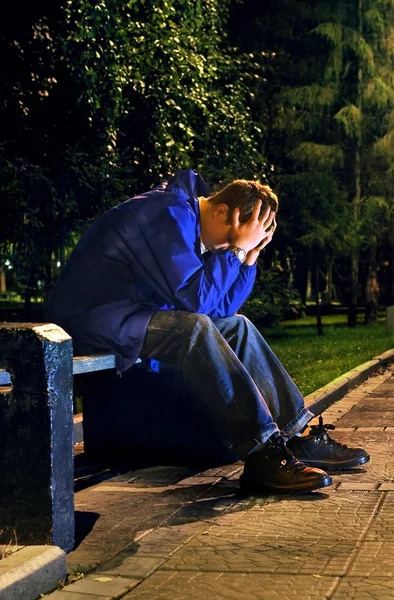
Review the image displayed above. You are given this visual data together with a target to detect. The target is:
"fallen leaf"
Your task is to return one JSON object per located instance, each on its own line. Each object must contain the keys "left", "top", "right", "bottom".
{"left": 93, "top": 577, "right": 113, "bottom": 582}
{"left": 68, "top": 573, "right": 85, "bottom": 584}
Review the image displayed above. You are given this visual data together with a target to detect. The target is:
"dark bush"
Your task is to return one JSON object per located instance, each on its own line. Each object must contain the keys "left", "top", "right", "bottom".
{"left": 241, "top": 266, "right": 304, "bottom": 327}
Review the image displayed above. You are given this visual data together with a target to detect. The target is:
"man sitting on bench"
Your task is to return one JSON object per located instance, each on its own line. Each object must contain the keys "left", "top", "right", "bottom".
{"left": 47, "top": 169, "right": 369, "bottom": 494}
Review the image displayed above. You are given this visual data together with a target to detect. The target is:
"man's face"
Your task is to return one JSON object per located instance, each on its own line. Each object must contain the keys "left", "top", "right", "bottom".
{"left": 201, "top": 203, "right": 232, "bottom": 251}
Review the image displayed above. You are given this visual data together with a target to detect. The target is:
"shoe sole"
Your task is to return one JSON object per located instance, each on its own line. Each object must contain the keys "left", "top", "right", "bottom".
{"left": 302, "top": 454, "right": 370, "bottom": 472}
{"left": 239, "top": 474, "right": 333, "bottom": 494}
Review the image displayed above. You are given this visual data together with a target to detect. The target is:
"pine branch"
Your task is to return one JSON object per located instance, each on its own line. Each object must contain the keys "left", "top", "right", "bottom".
{"left": 291, "top": 142, "right": 344, "bottom": 168}
{"left": 279, "top": 84, "right": 337, "bottom": 110}
{"left": 312, "top": 22, "right": 375, "bottom": 74}
{"left": 333, "top": 104, "right": 362, "bottom": 138}
{"left": 364, "top": 77, "right": 394, "bottom": 108}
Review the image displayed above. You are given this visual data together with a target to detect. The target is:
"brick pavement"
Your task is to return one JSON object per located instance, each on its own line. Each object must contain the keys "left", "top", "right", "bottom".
{"left": 46, "top": 365, "right": 394, "bottom": 600}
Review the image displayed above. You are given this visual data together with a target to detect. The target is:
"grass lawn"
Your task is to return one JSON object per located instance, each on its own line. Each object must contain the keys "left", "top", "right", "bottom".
{"left": 260, "top": 313, "right": 394, "bottom": 397}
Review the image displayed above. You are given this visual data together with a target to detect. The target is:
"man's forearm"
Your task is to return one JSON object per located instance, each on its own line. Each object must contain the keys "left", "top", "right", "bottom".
{"left": 244, "top": 249, "right": 260, "bottom": 266}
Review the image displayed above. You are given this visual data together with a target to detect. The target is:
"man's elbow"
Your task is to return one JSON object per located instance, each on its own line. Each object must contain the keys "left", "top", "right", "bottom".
{"left": 174, "top": 295, "right": 213, "bottom": 315}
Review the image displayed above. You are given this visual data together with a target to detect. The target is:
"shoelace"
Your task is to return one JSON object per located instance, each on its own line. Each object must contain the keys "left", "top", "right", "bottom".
{"left": 309, "top": 416, "right": 349, "bottom": 448}
{"left": 270, "top": 435, "right": 305, "bottom": 471}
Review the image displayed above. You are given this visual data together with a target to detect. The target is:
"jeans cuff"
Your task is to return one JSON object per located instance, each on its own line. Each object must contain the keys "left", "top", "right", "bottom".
{"left": 231, "top": 423, "right": 280, "bottom": 460}
{"left": 281, "top": 407, "right": 315, "bottom": 439}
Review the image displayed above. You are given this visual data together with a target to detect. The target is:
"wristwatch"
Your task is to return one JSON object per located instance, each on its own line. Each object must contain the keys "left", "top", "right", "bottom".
{"left": 228, "top": 244, "right": 247, "bottom": 263}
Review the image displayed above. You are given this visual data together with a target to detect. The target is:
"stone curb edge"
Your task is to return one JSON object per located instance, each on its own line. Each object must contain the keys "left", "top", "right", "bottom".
{"left": 304, "top": 347, "right": 394, "bottom": 415}
{"left": 0, "top": 546, "right": 66, "bottom": 600}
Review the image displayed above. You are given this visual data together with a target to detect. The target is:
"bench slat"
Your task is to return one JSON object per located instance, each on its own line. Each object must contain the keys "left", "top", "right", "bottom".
{"left": 72, "top": 354, "right": 116, "bottom": 375}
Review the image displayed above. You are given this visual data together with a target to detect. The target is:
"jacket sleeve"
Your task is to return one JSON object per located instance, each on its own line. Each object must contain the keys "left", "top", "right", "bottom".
{"left": 130, "top": 203, "right": 242, "bottom": 314}
{"left": 208, "top": 263, "right": 257, "bottom": 317}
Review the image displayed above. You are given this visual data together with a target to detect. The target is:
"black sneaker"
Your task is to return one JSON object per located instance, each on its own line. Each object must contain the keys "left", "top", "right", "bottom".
{"left": 239, "top": 434, "right": 332, "bottom": 494}
{"left": 287, "top": 416, "right": 370, "bottom": 471}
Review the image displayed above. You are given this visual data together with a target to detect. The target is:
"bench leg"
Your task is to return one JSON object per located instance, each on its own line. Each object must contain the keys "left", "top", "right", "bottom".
{"left": 0, "top": 323, "right": 74, "bottom": 552}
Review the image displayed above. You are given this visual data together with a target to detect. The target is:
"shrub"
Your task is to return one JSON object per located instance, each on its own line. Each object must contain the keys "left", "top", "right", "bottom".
{"left": 241, "top": 266, "right": 304, "bottom": 327}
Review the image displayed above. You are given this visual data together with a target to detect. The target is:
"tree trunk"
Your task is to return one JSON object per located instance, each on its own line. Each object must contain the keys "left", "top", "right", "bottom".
{"left": 294, "top": 250, "right": 309, "bottom": 305}
{"left": 364, "top": 237, "right": 379, "bottom": 324}
{"left": 347, "top": 150, "right": 361, "bottom": 327}
{"left": 0, "top": 269, "right": 6, "bottom": 294}
{"left": 348, "top": 253, "right": 359, "bottom": 327}
{"left": 279, "top": 247, "right": 291, "bottom": 287}
{"left": 43, "top": 241, "right": 54, "bottom": 307}
{"left": 388, "top": 242, "right": 394, "bottom": 306}
{"left": 262, "top": 243, "right": 274, "bottom": 270}
{"left": 348, "top": 0, "right": 363, "bottom": 327}
{"left": 321, "top": 259, "right": 333, "bottom": 306}
{"left": 59, "top": 227, "right": 65, "bottom": 268}
{"left": 315, "top": 257, "right": 323, "bottom": 336}
{"left": 306, "top": 265, "right": 312, "bottom": 303}
{"left": 327, "top": 258, "right": 333, "bottom": 302}
{"left": 23, "top": 271, "right": 36, "bottom": 319}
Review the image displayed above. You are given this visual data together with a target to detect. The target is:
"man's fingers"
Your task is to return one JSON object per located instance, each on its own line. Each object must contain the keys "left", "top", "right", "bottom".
{"left": 264, "top": 210, "right": 276, "bottom": 230}
{"left": 255, "top": 229, "right": 274, "bottom": 251}
{"left": 232, "top": 207, "right": 240, "bottom": 227}
{"left": 259, "top": 204, "right": 271, "bottom": 223}
{"left": 251, "top": 199, "right": 263, "bottom": 221}
{"left": 259, "top": 232, "right": 274, "bottom": 250}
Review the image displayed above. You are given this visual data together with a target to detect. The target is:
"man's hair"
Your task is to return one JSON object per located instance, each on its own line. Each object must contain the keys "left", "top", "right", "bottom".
{"left": 208, "top": 180, "right": 279, "bottom": 224}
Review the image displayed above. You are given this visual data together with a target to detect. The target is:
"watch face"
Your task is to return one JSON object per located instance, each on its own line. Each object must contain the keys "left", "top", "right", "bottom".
{"left": 238, "top": 249, "right": 246, "bottom": 261}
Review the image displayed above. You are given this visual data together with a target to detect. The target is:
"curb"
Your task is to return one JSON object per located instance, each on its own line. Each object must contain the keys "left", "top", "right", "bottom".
{"left": 0, "top": 546, "right": 66, "bottom": 600}
{"left": 305, "top": 347, "right": 394, "bottom": 415}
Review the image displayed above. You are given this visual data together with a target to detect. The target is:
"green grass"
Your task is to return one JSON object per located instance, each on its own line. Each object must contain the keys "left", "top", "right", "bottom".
{"left": 260, "top": 314, "right": 394, "bottom": 396}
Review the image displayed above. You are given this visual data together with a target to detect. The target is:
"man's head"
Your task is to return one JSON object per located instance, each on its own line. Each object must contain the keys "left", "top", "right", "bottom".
{"left": 199, "top": 179, "right": 278, "bottom": 251}
{"left": 209, "top": 180, "right": 279, "bottom": 224}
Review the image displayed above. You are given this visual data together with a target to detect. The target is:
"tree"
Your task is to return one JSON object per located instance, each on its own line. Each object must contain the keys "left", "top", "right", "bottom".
{"left": 276, "top": 0, "right": 394, "bottom": 325}
{"left": 0, "top": 0, "right": 268, "bottom": 306}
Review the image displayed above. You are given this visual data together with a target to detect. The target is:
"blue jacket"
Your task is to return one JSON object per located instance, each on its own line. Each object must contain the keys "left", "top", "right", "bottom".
{"left": 47, "top": 170, "right": 257, "bottom": 371}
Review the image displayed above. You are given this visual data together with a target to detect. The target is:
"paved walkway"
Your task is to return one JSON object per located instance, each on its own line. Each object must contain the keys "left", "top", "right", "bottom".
{"left": 46, "top": 365, "right": 394, "bottom": 600}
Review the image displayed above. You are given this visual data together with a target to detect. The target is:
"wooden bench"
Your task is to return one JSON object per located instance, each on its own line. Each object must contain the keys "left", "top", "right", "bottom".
{"left": 72, "top": 353, "right": 116, "bottom": 375}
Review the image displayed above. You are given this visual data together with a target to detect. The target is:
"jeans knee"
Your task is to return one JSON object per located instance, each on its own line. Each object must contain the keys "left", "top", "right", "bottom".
{"left": 228, "top": 314, "right": 251, "bottom": 335}
{"left": 179, "top": 312, "right": 212, "bottom": 335}
{"left": 190, "top": 313, "right": 212, "bottom": 333}
{"left": 234, "top": 314, "right": 249, "bottom": 325}
{"left": 178, "top": 313, "right": 215, "bottom": 354}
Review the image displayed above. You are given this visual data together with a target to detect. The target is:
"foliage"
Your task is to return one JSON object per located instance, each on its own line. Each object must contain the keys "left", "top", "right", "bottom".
{"left": 64, "top": 0, "right": 267, "bottom": 184}
{"left": 241, "top": 266, "right": 304, "bottom": 327}
{"left": 276, "top": 0, "right": 394, "bottom": 257}
{"left": 0, "top": 0, "right": 268, "bottom": 302}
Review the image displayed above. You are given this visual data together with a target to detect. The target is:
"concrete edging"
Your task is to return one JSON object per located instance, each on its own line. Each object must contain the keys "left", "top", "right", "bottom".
{"left": 305, "top": 347, "right": 394, "bottom": 415}
{"left": 0, "top": 545, "right": 66, "bottom": 600}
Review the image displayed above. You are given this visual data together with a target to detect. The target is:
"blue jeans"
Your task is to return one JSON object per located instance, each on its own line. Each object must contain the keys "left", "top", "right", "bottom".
{"left": 139, "top": 311, "right": 314, "bottom": 460}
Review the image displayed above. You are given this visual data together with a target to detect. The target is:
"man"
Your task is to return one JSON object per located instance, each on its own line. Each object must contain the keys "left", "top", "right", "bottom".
{"left": 47, "top": 169, "right": 369, "bottom": 494}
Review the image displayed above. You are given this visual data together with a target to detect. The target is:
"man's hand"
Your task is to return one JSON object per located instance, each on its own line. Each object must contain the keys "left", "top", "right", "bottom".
{"left": 243, "top": 216, "right": 277, "bottom": 266}
{"left": 230, "top": 201, "right": 276, "bottom": 255}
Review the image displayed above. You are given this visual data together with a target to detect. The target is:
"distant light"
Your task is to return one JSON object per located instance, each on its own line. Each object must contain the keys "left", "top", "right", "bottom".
{"left": 7, "top": 265, "right": 12, "bottom": 270}
{"left": 56, "top": 261, "right": 61, "bottom": 267}
{"left": 5, "top": 260, "right": 10, "bottom": 266}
